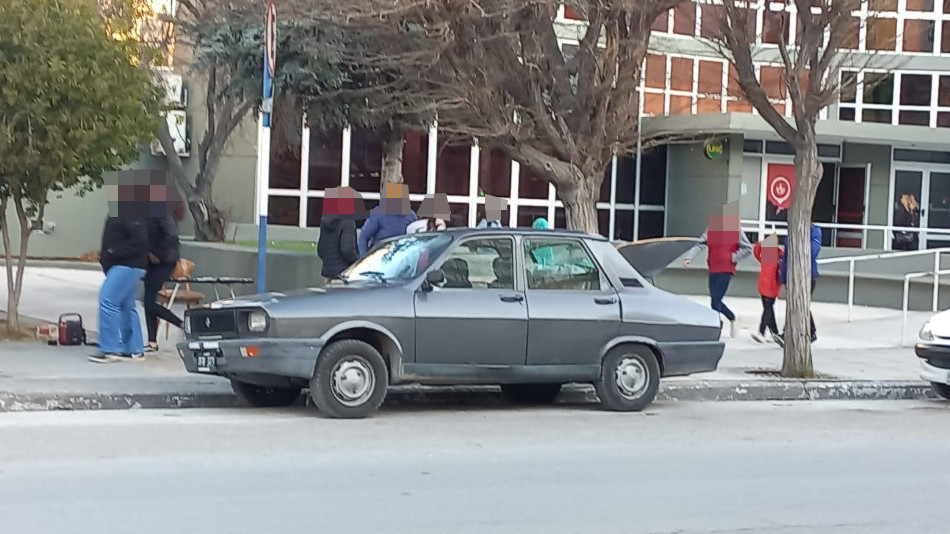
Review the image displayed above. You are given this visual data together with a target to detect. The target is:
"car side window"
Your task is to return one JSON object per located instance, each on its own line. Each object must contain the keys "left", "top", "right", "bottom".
{"left": 523, "top": 238, "right": 601, "bottom": 291}
{"left": 439, "top": 238, "right": 515, "bottom": 289}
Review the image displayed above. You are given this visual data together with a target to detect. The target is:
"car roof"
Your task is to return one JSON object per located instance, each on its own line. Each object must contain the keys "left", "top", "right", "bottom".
{"left": 439, "top": 227, "right": 609, "bottom": 242}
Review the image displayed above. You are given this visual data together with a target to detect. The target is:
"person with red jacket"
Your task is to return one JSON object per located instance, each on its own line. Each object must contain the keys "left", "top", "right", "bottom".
{"left": 752, "top": 234, "right": 783, "bottom": 343}
{"left": 683, "top": 207, "right": 753, "bottom": 337}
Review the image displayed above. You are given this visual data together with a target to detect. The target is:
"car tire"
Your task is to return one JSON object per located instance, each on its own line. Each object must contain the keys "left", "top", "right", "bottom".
{"left": 310, "top": 340, "right": 388, "bottom": 419}
{"left": 501, "top": 383, "right": 562, "bottom": 405}
{"left": 230, "top": 380, "right": 301, "bottom": 408}
{"left": 595, "top": 345, "right": 660, "bottom": 412}
{"left": 931, "top": 382, "right": 950, "bottom": 401}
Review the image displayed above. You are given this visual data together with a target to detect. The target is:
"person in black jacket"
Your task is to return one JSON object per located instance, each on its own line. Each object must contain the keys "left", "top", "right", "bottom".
{"left": 143, "top": 201, "right": 185, "bottom": 352}
{"left": 89, "top": 214, "right": 149, "bottom": 363}
{"left": 318, "top": 214, "right": 359, "bottom": 283}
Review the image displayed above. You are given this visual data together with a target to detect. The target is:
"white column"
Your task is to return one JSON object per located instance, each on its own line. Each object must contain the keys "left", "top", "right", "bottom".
{"left": 609, "top": 154, "right": 618, "bottom": 239}
{"left": 427, "top": 123, "right": 438, "bottom": 194}
{"left": 469, "top": 139, "right": 480, "bottom": 227}
{"left": 253, "top": 113, "right": 265, "bottom": 221}
{"left": 509, "top": 160, "right": 520, "bottom": 227}
{"left": 340, "top": 127, "right": 352, "bottom": 187}
{"left": 298, "top": 117, "right": 310, "bottom": 228}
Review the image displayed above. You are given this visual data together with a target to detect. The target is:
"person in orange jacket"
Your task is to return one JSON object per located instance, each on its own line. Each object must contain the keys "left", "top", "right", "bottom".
{"left": 752, "top": 234, "right": 783, "bottom": 343}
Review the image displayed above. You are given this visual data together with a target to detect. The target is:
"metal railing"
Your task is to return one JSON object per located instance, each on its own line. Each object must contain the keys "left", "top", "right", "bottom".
{"left": 817, "top": 248, "right": 950, "bottom": 322}
{"left": 741, "top": 219, "right": 950, "bottom": 244}
{"left": 902, "top": 268, "right": 950, "bottom": 347}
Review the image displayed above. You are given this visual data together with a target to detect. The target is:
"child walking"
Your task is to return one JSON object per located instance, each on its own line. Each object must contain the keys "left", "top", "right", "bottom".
{"left": 752, "top": 234, "right": 783, "bottom": 343}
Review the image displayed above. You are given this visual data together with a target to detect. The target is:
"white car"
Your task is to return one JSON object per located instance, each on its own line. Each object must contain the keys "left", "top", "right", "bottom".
{"left": 915, "top": 310, "right": 950, "bottom": 400}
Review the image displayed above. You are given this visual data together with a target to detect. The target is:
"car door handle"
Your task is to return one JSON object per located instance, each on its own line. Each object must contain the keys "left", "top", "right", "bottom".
{"left": 594, "top": 297, "right": 618, "bottom": 305}
{"left": 499, "top": 294, "right": 524, "bottom": 303}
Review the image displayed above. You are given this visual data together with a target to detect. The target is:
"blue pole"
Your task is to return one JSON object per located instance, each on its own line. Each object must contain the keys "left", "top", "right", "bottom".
{"left": 257, "top": 2, "right": 275, "bottom": 294}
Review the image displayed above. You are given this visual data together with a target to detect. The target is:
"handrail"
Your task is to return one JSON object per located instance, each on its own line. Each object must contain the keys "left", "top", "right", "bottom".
{"left": 742, "top": 218, "right": 950, "bottom": 236}
{"left": 902, "top": 268, "right": 950, "bottom": 347}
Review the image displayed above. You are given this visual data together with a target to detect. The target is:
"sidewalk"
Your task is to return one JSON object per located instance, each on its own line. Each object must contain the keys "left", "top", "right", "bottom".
{"left": 0, "top": 266, "right": 941, "bottom": 412}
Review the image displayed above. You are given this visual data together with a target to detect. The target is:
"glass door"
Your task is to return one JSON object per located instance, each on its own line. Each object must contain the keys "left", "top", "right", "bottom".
{"left": 893, "top": 170, "right": 923, "bottom": 250}
{"left": 925, "top": 172, "right": 950, "bottom": 248}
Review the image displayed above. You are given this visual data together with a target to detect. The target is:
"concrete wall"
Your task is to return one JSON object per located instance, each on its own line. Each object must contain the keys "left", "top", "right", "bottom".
{"left": 842, "top": 142, "right": 892, "bottom": 249}
{"left": 179, "top": 241, "right": 322, "bottom": 296}
{"left": 665, "top": 139, "right": 734, "bottom": 237}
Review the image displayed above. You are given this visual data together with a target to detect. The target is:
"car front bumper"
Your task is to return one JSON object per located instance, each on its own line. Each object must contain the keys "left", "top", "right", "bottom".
{"left": 915, "top": 343, "right": 950, "bottom": 386}
{"left": 177, "top": 338, "right": 325, "bottom": 380}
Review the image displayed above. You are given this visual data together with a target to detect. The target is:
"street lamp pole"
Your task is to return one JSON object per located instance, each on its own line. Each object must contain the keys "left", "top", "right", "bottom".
{"left": 256, "top": 0, "right": 276, "bottom": 294}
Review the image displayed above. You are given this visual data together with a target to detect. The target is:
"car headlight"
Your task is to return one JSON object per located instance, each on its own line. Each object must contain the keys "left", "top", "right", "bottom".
{"left": 920, "top": 322, "right": 934, "bottom": 341}
{"left": 248, "top": 310, "right": 268, "bottom": 333}
{"left": 184, "top": 315, "right": 191, "bottom": 335}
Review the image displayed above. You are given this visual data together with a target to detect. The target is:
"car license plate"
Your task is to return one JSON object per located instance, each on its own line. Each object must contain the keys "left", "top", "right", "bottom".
{"left": 195, "top": 351, "right": 218, "bottom": 373}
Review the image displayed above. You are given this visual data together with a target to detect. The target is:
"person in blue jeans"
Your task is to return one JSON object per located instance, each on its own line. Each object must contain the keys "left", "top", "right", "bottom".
{"left": 89, "top": 215, "right": 149, "bottom": 363}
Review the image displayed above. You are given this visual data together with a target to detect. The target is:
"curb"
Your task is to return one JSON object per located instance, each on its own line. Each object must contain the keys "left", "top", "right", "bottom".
{"left": 0, "top": 380, "right": 939, "bottom": 412}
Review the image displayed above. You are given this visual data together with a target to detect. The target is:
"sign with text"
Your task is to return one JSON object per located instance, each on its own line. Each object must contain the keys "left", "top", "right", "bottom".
{"left": 766, "top": 163, "right": 795, "bottom": 210}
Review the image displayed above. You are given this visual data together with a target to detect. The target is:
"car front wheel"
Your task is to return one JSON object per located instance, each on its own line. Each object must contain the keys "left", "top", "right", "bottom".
{"left": 310, "top": 340, "right": 388, "bottom": 419}
{"left": 501, "top": 383, "right": 562, "bottom": 405}
{"left": 595, "top": 345, "right": 660, "bottom": 412}
{"left": 932, "top": 382, "right": 950, "bottom": 401}
{"left": 230, "top": 380, "right": 301, "bottom": 408}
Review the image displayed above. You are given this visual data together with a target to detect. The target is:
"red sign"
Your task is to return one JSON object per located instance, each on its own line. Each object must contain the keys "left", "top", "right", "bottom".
{"left": 767, "top": 163, "right": 795, "bottom": 210}
{"left": 264, "top": 0, "right": 277, "bottom": 78}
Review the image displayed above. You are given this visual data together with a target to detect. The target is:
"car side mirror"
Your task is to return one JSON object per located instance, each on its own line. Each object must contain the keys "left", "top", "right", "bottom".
{"left": 422, "top": 269, "right": 445, "bottom": 292}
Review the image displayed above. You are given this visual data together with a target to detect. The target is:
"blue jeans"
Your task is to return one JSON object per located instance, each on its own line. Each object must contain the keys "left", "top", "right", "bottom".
{"left": 98, "top": 266, "right": 145, "bottom": 355}
{"left": 708, "top": 273, "right": 736, "bottom": 322}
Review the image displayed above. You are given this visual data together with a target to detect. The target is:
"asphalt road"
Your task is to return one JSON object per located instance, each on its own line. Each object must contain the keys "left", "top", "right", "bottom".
{"left": 2, "top": 401, "right": 949, "bottom": 534}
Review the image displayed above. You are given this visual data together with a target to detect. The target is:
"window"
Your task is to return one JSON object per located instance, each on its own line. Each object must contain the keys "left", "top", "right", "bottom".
{"left": 269, "top": 99, "right": 303, "bottom": 190}
{"left": 402, "top": 130, "right": 429, "bottom": 194}
{"left": 478, "top": 147, "right": 511, "bottom": 197}
{"left": 308, "top": 129, "right": 343, "bottom": 191}
{"left": 349, "top": 128, "right": 383, "bottom": 193}
{"left": 903, "top": 20, "right": 935, "bottom": 53}
{"left": 436, "top": 141, "right": 471, "bottom": 196}
{"left": 673, "top": 2, "right": 696, "bottom": 35}
{"left": 524, "top": 238, "right": 601, "bottom": 291}
{"left": 441, "top": 237, "right": 514, "bottom": 289}
{"left": 900, "top": 74, "right": 931, "bottom": 106}
{"left": 345, "top": 233, "right": 454, "bottom": 282}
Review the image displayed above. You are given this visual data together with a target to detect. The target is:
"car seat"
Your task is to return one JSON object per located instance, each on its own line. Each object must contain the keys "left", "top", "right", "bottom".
{"left": 441, "top": 258, "right": 472, "bottom": 288}
{"left": 489, "top": 256, "right": 513, "bottom": 288}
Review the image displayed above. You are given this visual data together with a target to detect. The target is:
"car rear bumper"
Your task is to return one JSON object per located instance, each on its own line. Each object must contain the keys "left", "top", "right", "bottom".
{"left": 658, "top": 340, "right": 725, "bottom": 377}
{"left": 177, "top": 338, "right": 324, "bottom": 380}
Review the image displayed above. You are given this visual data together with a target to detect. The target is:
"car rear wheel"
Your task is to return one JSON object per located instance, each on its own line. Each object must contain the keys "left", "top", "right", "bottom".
{"left": 501, "top": 383, "right": 562, "bottom": 405}
{"left": 932, "top": 382, "right": 950, "bottom": 401}
{"left": 310, "top": 340, "right": 388, "bottom": 419}
{"left": 230, "top": 380, "right": 301, "bottom": 408}
{"left": 595, "top": 345, "right": 660, "bottom": 412}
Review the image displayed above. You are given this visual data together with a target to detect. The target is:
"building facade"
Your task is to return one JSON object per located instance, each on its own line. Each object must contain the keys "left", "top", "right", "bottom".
{"left": 10, "top": 1, "right": 950, "bottom": 257}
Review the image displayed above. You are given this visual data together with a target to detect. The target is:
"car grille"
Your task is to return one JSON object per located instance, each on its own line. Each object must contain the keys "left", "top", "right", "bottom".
{"left": 189, "top": 309, "right": 237, "bottom": 338}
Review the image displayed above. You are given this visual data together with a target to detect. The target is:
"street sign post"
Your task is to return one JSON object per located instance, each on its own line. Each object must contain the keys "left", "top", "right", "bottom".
{"left": 256, "top": 0, "right": 277, "bottom": 294}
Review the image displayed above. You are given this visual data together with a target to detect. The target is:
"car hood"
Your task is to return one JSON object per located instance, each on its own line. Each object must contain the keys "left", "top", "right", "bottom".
{"left": 928, "top": 309, "right": 950, "bottom": 337}
{"left": 206, "top": 282, "right": 392, "bottom": 310}
{"left": 615, "top": 237, "right": 700, "bottom": 280}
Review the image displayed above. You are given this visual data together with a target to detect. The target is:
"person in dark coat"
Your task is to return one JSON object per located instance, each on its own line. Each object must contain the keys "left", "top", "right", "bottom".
{"left": 89, "top": 214, "right": 149, "bottom": 363}
{"left": 318, "top": 214, "right": 359, "bottom": 282}
{"left": 142, "top": 202, "right": 185, "bottom": 352}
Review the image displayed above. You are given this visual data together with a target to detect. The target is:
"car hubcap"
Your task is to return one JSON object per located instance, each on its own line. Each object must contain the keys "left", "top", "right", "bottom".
{"left": 615, "top": 356, "right": 648, "bottom": 399}
{"left": 331, "top": 357, "right": 375, "bottom": 407}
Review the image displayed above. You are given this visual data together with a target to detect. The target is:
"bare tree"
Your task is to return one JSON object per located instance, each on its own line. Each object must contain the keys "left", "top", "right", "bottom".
{"left": 710, "top": 0, "right": 890, "bottom": 376}
{"left": 153, "top": 0, "right": 257, "bottom": 241}
{"left": 284, "top": 0, "right": 683, "bottom": 232}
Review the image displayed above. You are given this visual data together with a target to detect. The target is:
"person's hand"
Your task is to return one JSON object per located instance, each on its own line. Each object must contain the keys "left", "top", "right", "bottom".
{"left": 683, "top": 259, "right": 691, "bottom": 268}
{"left": 148, "top": 253, "right": 160, "bottom": 264}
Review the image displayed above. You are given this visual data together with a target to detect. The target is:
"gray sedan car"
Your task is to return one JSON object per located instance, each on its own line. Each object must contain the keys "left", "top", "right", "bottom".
{"left": 177, "top": 229, "right": 724, "bottom": 418}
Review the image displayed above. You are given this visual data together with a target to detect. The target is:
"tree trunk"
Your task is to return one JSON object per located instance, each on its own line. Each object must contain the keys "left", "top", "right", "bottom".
{"left": 380, "top": 124, "right": 404, "bottom": 187}
{"left": 188, "top": 196, "right": 227, "bottom": 242}
{"left": 782, "top": 140, "right": 822, "bottom": 378}
{"left": 559, "top": 178, "right": 600, "bottom": 234}
{"left": 0, "top": 196, "right": 17, "bottom": 333}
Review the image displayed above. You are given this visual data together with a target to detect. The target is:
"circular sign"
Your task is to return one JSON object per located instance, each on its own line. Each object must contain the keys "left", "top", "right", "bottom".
{"left": 769, "top": 175, "right": 792, "bottom": 208}
{"left": 704, "top": 138, "right": 724, "bottom": 160}
{"left": 264, "top": 1, "right": 277, "bottom": 78}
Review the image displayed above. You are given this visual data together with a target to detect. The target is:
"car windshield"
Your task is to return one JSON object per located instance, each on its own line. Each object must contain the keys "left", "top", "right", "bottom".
{"left": 342, "top": 233, "right": 454, "bottom": 282}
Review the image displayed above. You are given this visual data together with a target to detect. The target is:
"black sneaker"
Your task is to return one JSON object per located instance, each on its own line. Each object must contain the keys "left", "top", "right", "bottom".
{"left": 144, "top": 343, "right": 159, "bottom": 353}
{"left": 810, "top": 333, "right": 818, "bottom": 343}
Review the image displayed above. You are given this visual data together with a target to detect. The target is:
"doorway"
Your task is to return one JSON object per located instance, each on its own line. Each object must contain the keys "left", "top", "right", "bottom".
{"left": 835, "top": 167, "right": 867, "bottom": 248}
{"left": 892, "top": 167, "right": 950, "bottom": 249}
